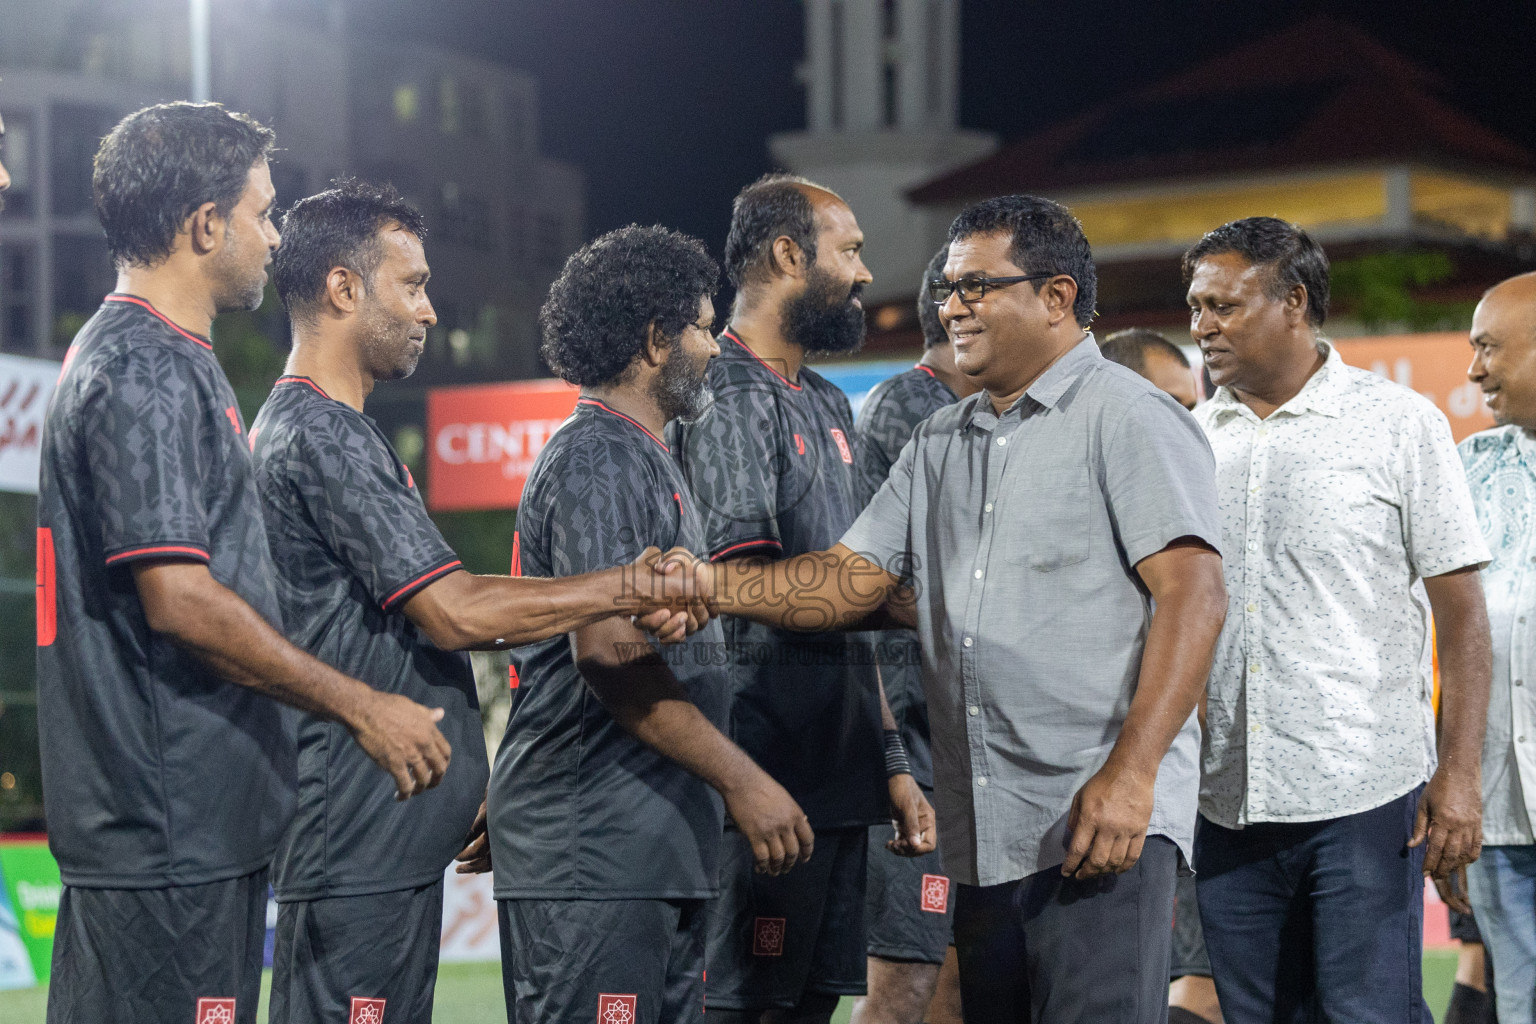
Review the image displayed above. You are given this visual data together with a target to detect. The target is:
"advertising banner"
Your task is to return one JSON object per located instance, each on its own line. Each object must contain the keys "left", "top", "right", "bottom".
{"left": 0, "top": 354, "right": 60, "bottom": 496}
{"left": 1334, "top": 332, "right": 1491, "bottom": 442}
{"left": 0, "top": 836, "right": 60, "bottom": 987}
{"left": 425, "top": 379, "right": 579, "bottom": 511}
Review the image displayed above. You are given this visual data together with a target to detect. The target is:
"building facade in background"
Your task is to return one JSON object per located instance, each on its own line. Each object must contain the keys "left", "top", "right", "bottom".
{"left": 769, "top": 0, "right": 995, "bottom": 307}
{"left": 0, "top": 0, "right": 584, "bottom": 384}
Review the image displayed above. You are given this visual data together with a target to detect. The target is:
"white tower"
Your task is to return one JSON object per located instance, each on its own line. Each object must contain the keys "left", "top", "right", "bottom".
{"left": 770, "top": 0, "right": 996, "bottom": 305}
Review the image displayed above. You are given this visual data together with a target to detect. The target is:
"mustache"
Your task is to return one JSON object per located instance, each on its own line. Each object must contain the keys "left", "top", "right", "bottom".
{"left": 847, "top": 282, "right": 864, "bottom": 304}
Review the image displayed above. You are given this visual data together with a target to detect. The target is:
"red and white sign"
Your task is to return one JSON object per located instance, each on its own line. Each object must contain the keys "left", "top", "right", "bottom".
{"left": 829, "top": 427, "right": 853, "bottom": 463}
{"left": 920, "top": 874, "right": 950, "bottom": 914}
{"left": 752, "top": 916, "right": 786, "bottom": 957}
{"left": 439, "top": 869, "right": 500, "bottom": 962}
{"left": 194, "top": 998, "right": 236, "bottom": 1024}
{"left": 349, "top": 997, "right": 386, "bottom": 1024}
{"left": 425, "top": 378, "right": 579, "bottom": 511}
{"left": 0, "top": 353, "right": 60, "bottom": 496}
{"left": 597, "top": 993, "right": 637, "bottom": 1024}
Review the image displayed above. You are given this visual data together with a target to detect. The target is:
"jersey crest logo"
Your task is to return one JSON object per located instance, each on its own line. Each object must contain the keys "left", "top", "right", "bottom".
{"left": 349, "top": 997, "right": 386, "bottom": 1024}
{"left": 195, "top": 998, "right": 236, "bottom": 1024}
{"left": 794, "top": 433, "right": 806, "bottom": 455}
{"left": 752, "top": 916, "right": 786, "bottom": 957}
{"left": 829, "top": 427, "right": 852, "bottom": 463}
{"left": 598, "top": 993, "right": 636, "bottom": 1024}
{"left": 224, "top": 406, "right": 243, "bottom": 435}
{"left": 920, "top": 873, "right": 950, "bottom": 914}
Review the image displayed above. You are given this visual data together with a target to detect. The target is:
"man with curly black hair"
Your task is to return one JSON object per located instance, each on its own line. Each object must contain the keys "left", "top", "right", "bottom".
{"left": 254, "top": 192, "right": 710, "bottom": 1024}
{"left": 490, "top": 224, "right": 811, "bottom": 1024}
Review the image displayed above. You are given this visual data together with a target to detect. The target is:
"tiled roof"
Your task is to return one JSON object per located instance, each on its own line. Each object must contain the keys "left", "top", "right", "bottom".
{"left": 909, "top": 17, "right": 1536, "bottom": 204}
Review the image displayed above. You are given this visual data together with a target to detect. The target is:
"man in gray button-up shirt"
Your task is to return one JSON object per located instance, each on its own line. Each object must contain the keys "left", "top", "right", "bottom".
{"left": 679, "top": 196, "right": 1227, "bottom": 1024}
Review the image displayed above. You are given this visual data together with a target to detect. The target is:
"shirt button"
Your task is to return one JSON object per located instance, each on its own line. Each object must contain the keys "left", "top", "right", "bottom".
{"left": 1522, "top": 617, "right": 1529, "bottom": 625}
{"left": 1517, "top": 679, "right": 1525, "bottom": 688}
{"left": 997, "top": 436, "right": 1007, "bottom": 447}
{"left": 968, "top": 705, "right": 980, "bottom": 716}
{"left": 984, "top": 502, "right": 994, "bottom": 513}
{"left": 1249, "top": 663, "right": 1262, "bottom": 674}
{"left": 1246, "top": 603, "right": 1257, "bottom": 613}
{"left": 1250, "top": 724, "right": 1262, "bottom": 733}
{"left": 1521, "top": 736, "right": 1528, "bottom": 743}
{"left": 974, "top": 569, "right": 984, "bottom": 580}
{"left": 976, "top": 777, "right": 988, "bottom": 787}
{"left": 1247, "top": 540, "right": 1257, "bottom": 552}
{"left": 963, "top": 637, "right": 974, "bottom": 648}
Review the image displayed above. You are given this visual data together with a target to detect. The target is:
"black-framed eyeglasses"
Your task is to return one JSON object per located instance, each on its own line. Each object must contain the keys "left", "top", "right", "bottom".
{"left": 929, "top": 273, "right": 1057, "bottom": 305}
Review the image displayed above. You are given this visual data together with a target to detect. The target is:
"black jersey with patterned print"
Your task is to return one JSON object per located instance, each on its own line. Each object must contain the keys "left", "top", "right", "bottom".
{"left": 668, "top": 331, "right": 884, "bottom": 829}
{"left": 491, "top": 398, "right": 730, "bottom": 899}
{"left": 852, "top": 364, "right": 960, "bottom": 789}
{"left": 250, "top": 375, "right": 487, "bottom": 900}
{"left": 37, "top": 294, "right": 295, "bottom": 888}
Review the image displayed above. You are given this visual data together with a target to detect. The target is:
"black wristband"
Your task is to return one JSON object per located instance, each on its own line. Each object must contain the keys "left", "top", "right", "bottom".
{"left": 883, "top": 729, "right": 911, "bottom": 779}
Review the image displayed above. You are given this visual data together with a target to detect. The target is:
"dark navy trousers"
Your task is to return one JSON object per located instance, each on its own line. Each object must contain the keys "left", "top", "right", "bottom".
{"left": 1195, "top": 786, "right": 1429, "bottom": 1024}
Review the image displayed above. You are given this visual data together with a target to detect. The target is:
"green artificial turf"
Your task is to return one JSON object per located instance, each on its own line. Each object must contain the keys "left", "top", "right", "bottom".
{"left": 0, "top": 952, "right": 1463, "bottom": 1023}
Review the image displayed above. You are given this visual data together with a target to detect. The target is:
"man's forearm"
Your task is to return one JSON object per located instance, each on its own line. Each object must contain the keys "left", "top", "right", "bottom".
{"left": 711, "top": 544, "right": 898, "bottom": 632}
{"left": 136, "top": 564, "right": 379, "bottom": 726}
{"left": 579, "top": 655, "right": 762, "bottom": 795}
{"left": 1427, "top": 570, "right": 1492, "bottom": 776}
{"left": 417, "top": 567, "right": 647, "bottom": 649}
{"left": 1104, "top": 566, "right": 1225, "bottom": 778}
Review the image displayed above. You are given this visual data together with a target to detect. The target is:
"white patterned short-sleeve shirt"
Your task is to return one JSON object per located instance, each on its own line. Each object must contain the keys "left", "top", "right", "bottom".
{"left": 1460, "top": 426, "right": 1536, "bottom": 846}
{"left": 1195, "top": 343, "right": 1490, "bottom": 827}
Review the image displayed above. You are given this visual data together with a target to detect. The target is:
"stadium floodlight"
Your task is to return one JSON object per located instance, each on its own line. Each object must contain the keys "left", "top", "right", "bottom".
{"left": 190, "top": 0, "right": 210, "bottom": 102}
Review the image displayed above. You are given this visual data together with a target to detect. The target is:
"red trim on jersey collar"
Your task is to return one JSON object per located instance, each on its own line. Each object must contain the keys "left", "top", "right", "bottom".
{"left": 104, "top": 294, "right": 214, "bottom": 351}
{"left": 275, "top": 375, "right": 335, "bottom": 400}
{"left": 913, "top": 363, "right": 937, "bottom": 378}
{"left": 722, "top": 329, "right": 801, "bottom": 391}
{"left": 576, "top": 397, "right": 670, "bottom": 452}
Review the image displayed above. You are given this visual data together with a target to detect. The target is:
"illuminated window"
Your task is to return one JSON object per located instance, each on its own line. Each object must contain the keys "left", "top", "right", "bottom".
{"left": 393, "top": 84, "right": 420, "bottom": 124}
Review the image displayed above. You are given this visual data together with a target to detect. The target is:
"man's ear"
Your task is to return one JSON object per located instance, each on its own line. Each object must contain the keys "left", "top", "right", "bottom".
{"left": 1284, "top": 284, "right": 1309, "bottom": 326}
{"left": 769, "top": 235, "right": 808, "bottom": 281}
{"left": 1042, "top": 275, "right": 1080, "bottom": 328}
{"left": 186, "top": 201, "right": 224, "bottom": 257}
{"left": 642, "top": 321, "right": 669, "bottom": 368}
{"left": 324, "top": 266, "right": 363, "bottom": 316}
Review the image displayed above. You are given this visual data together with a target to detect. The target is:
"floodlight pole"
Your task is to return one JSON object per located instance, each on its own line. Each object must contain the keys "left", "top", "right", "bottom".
{"left": 190, "top": 0, "right": 211, "bottom": 102}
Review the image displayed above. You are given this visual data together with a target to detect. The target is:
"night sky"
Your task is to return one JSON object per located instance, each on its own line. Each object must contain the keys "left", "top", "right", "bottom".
{"left": 365, "top": 0, "right": 1536, "bottom": 260}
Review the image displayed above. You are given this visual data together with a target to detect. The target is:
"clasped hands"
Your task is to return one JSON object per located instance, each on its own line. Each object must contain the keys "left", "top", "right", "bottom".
{"left": 620, "top": 547, "right": 715, "bottom": 642}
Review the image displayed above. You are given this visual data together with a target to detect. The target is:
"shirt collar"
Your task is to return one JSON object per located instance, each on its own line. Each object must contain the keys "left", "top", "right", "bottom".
{"left": 1206, "top": 340, "right": 1346, "bottom": 422}
{"left": 965, "top": 333, "right": 1101, "bottom": 429}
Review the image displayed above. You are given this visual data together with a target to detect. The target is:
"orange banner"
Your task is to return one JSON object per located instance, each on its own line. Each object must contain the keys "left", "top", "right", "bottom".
{"left": 425, "top": 379, "right": 579, "bottom": 511}
{"left": 1333, "top": 332, "right": 1492, "bottom": 442}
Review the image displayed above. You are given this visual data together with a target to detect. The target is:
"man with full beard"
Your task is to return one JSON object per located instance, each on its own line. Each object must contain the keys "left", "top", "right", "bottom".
{"left": 253, "top": 191, "right": 710, "bottom": 1023}
{"left": 671, "top": 175, "right": 934, "bottom": 1024}
{"left": 491, "top": 225, "right": 809, "bottom": 1024}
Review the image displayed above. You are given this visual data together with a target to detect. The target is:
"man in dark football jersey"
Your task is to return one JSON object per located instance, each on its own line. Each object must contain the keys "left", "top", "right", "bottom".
{"left": 850, "top": 246, "right": 976, "bottom": 1024}
{"left": 669, "top": 174, "right": 934, "bottom": 1024}
{"left": 490, "top": 224, "right": 811, "bottom": 1024}
{"left": 252, "top": 186, "right": 707, "bottom": 1024}
{"left": 35, "top": 103, "right": 453, "bottom": 1024}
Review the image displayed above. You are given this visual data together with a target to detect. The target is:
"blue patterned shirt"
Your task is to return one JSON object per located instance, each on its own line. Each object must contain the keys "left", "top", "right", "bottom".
{"left": 1460, "top": 426, "right": 1536, "bottom": 845}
